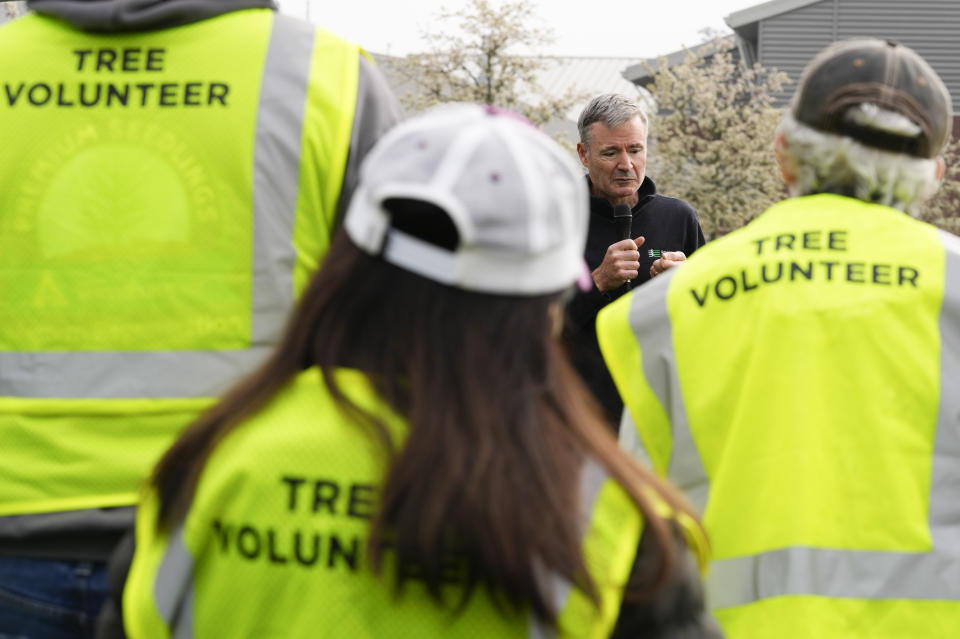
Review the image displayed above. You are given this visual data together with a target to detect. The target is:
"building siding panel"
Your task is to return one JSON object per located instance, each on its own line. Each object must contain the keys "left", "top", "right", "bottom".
{"left": 759, "top": 0, "right": 836, "bottom": 105}
{"left": 758, "top": 0, "right": 960, "bottom": 109}
{"left": 836, "top": 0, "right": 960, "bottom": 106}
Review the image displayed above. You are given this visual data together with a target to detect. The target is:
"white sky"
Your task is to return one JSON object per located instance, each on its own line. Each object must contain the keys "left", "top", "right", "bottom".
{"left": 276, "top": 0, "right": 767, "bottom": 59}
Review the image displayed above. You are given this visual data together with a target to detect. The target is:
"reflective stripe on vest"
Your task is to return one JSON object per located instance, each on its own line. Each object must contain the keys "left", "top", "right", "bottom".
{"left": 598, "top": 196, "right": 960, "bottom": 625}
{"left": 0, "top": 11, "right": 357, "bottom": 516}
{"left": 122, "top": 369, "right": 649, "bottom": 638}
{"left": 598, "top": 272, "right": 711, "bottom": 514}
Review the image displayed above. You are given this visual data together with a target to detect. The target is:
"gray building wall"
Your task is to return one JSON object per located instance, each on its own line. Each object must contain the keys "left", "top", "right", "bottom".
{"left": 753, "top": 0, "right": 960, "bottom": 111}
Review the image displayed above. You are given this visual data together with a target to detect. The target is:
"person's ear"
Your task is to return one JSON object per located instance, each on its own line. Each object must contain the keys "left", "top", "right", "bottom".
{"left": 577, "top": 142, "right": 589, "bottom": 169}
{"left": 935, "top": 156, "right": 946, "bottom": 182}
{"left": 773, "top": 132, "right": 795, "bottom": 187}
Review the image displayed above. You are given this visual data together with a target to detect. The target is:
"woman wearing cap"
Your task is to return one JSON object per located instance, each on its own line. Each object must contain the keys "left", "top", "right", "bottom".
{"left": 110, "top": 104, "right": 721, "bottom": 638}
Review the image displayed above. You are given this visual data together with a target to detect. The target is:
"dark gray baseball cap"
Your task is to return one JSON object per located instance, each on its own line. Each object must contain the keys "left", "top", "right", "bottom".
{"left": 792, "top": 38, "right": 953, "bottom": 158}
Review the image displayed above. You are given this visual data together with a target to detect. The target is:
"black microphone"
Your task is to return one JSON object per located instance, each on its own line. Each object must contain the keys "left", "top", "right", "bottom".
{"left": 613, "top": 204, "right": 633, "bottom": 290}
{"left": 613, "top": 204, "right": 632, "bottom": 241}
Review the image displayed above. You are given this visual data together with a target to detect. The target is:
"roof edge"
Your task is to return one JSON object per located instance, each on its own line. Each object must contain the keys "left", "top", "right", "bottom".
{"left": 622, "top": 35, "right": 737, "bottom": 84}
{"left": 725, "top": 0, "right": 824, "bottom": 29}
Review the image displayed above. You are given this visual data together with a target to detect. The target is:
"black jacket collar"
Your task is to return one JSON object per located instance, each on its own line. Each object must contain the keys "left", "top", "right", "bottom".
{"left": 586, "top": 175, "right": 658, "bottom": 219}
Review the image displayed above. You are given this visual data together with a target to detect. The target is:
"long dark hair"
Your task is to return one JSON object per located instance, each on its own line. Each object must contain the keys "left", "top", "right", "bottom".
{"left": 152, "top": 209, "right": 700, "bottom": 623}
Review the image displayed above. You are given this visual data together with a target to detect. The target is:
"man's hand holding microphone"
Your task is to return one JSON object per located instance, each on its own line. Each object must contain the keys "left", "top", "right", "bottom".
{"left": 592, "top": 203, "right": 686, "bottom": 292}
{"left": 592, "top": 204, "right": 642, "bottom": 292}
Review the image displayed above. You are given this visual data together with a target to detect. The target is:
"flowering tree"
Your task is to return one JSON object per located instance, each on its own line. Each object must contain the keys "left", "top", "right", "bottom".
{"left": 382, "top": 0, "right": 583, "bottom": 132}
{"left": 2, "top": 2, "right": 27, "bottom": 20}
{"left": 918, "top": 138, "right": 960, "bottom": 235}
{"left": 644, "top": 39, "right": 790, "bottom": 239}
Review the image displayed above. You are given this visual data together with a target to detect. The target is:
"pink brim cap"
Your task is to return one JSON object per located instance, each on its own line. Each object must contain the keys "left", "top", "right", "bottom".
{"left": 577, "top": 259, "right": 593, "bottom": 292}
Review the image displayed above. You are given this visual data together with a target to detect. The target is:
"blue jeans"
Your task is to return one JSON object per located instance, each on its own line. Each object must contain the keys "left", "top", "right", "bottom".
{"left": 0, "top": 556, "right": 108, "bottom": 639}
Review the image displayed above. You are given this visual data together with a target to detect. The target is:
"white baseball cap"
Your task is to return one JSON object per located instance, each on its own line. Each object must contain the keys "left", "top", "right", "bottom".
{"left": 344, "top": 103, "right": 590, "bottom": 295}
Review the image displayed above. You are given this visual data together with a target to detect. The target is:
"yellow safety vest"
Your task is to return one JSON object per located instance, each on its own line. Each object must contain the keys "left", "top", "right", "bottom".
{"left": 0, "top": 9, "right": 358, "bottom": 516}
{"left": 121, "top": 367, "right": 699, "bottom": 638}
{"left": 597, "top": 194, "right": 960, "bottom": 638}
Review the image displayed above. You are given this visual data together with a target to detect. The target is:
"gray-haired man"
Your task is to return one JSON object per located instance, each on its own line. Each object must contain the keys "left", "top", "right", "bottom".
{"left": 564, "top": 93, "right": 704, "bottom": 428}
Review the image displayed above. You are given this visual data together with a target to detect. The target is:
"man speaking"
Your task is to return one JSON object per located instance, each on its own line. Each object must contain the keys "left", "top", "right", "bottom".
{"left": 564, "top": 93, "right": 705, "bottom": 428}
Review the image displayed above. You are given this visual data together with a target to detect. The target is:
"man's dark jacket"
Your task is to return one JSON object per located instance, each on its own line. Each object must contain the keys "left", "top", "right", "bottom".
{"left": 564, "top": 176, "right": 705, "bottom": 428}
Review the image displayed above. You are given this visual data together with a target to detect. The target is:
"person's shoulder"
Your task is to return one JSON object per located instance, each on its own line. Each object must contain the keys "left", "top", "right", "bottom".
{"left": 205, "top": 369, "right": 403, "bottom": 472}
{"left": 644, "top": 194, "right": 700, "bottom": 229}
{"left": 191, "top": 370, "right": 395, "bottom": 517}
{"left": 641, "top": 177, "right": 689, "bottom": 210}
{"left": 198, "top": 371, "right": 340, "bottom": 472}
{"left": 651, "top": 193, "right": 697, "bottom": 215}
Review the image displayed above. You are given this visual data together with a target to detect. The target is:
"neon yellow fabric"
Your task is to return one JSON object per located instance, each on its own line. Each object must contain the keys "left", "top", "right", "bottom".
{"left": 123, "top": 368, "right": 645, "bottom": 638}
{"left": 0, "top": 11, "right": 272, "bottom": 352}
{"left": 596, "top": 295, "right": 673, "bottom": 475}
{"left": 670, "top": 195, "right": 942, "bottom": 557}
{"left": 291, "top": 28, "right": 358, "bottom": 295}
{"left": 0, "top": 397, "right": 213, "bottom": 517}
{"left": 123, "top": 487, "right": 173, "bottom": 636}
{"left": 558, "top": 479, "right": 642, "bottom": 638}
{"left": 0, "top": 11, "right": 357, "bottom": 515}
{"left": 713, "top": 596, "right": 960, "bottom": 639}
{"left": 598, "top": 194, "right": 951, "bottom": 637}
